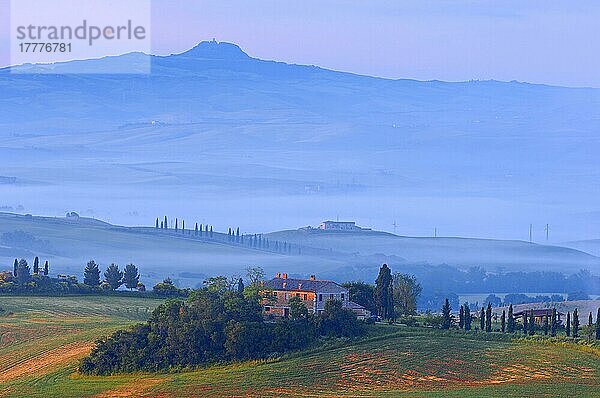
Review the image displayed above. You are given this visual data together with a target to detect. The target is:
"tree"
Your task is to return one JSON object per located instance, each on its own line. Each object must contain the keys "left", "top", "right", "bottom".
{"left": 543, "top": 314, "right": 549, "bottom": 335}
{"left": 245, "top": 267, "right": 265, "bottom": 288}
{"left": 13, "top": 258, "right": 18, "bottom": 278}
{"left": 392, "top": 273, "right": 422, "bottom": 317}
{"left": 122, "top": 263, "right": 140, "bottom": 290}
{"left": 528, "top": 310, "right": 535, "bottom": 336}
{"left": 342, "top": 282, "right": 376, "bottom": 314}
{"left": 375, "top": 264, "right": 394, "bottom": 320}
{"left": 459, "top": 305, "right": 465, "bottom": 329}
{"left": 210, "top": 226, "right": 213, "bottom": 237}
{"left": 587, "top": 312, "right": 594, "bottom": 342}
{"left": 289, "top": 296, "right": 309, "bottom": 319}
{"left": 33, "top": 256, "right": 39, "bottom": 274}
{"left": 43, "top": 260, "right": 49, "bottom": 276}
{"left": 83, "top": 260, "right": 101, "bottom": 286}
{"left": 237, "top": 278, "right": 245, "bottom": 293}
{"left": 522, "top": 313, "right": 528, "bottom": 335}
{"left": 155, "top": 218, "right": 159, "bottom": 228}
{"left": 195, "top": 223, "right": 198, "bottom": 236}
{"left": 596, "top": 308, "right": 600, "bottom": 340}
{"left": 480, "top": 307, "right": 485, "bottom": 331}
{"left": 175, "top": 218, "right": 178, "bottom": 231}
{"left": 441, "top": 298, "right": 452, "bottom": 329}
{"left": 501, "top": 310, "right": 506, "bottom": 333}
{"left": 551, "top": 308, "right": 557, "bottom": 337}
{"left": 104, "top": 264, "right": 123, "bottom": 290}
{"left": 566, "top": 312, "right": 571, "bottom": 337}
{"left": 464, "top": 304, "right": 472, "bottom": 331}
{"left": 164, "top": 216, "right": 168, "bottom": 229}
{"left": 572, "top": 308, "right": 579, "bottom": 338}
{"left": 485, "top": 303, "right": 492, "bottom": 332}
{"left": 16, "top": 259, "right": 31, "bottom": 284}
{"left": 507, "top": 304, "right": 515, "bottom": 333}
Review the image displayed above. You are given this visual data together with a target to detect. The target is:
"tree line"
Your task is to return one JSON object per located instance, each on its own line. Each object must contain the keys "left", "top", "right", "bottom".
{"left": 153, "top": 216, "right": 296, "bottom": 254}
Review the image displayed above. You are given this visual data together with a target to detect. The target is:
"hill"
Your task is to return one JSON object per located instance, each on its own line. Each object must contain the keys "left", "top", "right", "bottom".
{"left": 561, "top": 239, "right": 600, "bottom": 257}
{"left": 266, "top": 228, "right": 600, "bottom": 273}
{"left": 0, "top": 296, "right": 598, "bottom": 397}
{"left": 0, "top": 41, "right": 599, "bottom": 240}
{"left": 0, "top": 213, "right": 598, "bottom": 290}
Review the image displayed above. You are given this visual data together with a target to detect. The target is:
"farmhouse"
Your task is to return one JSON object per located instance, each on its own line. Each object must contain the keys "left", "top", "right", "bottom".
{"left": 319, "top": 221, "right": 360, "bottom": 231}
{"left": 262, "top": 273, "right": 370, "bottom": 319}
{"left": 513, "top": 308, "right": 564, "bottom": 325}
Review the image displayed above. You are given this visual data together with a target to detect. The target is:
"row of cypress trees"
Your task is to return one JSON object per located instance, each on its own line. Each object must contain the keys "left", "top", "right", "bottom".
{"left": 456, "top": 302, "right": 600, "bottom": 340}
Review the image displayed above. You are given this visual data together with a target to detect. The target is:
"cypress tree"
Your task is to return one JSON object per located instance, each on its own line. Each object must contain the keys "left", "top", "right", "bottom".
{"left": 480, "top": 307, "right": 485, "bottom": 331}
{"left": 551, "top": 308, "right": 557, "bottom": 337}
{"left": 507, "top": 304, "right": 515, "bottom": 333}
{"left": 572, "top": 308, "right": 579, "bottom": 338}
{"left": 236, "top": 227, "right": 240, "bottom": 242}
{"left": 43, "top": 260, "right": 49, "bottom": 276}
{"left": 501, "top": 310, "right": 506, "bottom": 333}
{"left": 160, "top": 221, "right": 164, "bottom": 228}
{"left": 83, "top": 260, "right": 101, "bottom": 286}
{"left": 441, "top": 299, "right": 452, "bottom": 329}
{"left": 543, "top": 314, "right": 549, "bottom": 335}
{"left": 164, "top": 216, "right": 168, "bottom": 229}
{"left": 459, "top": 305, "right": 465, "bottom": 329}
{"left": 588, "top": 312, "right": 594, "bottom": 342}
{"left": 374, "top": 263, "right": 394, "bottom": 321}
{"left": 464, "top": 304, "right": 472, "bottom": 331}
{"left": 596, "top": 308, "right": 600, "bottom": 340}
{"left": 155, "top": 218, "right": 159, "bottom": 228}
{"left": 528, "top": 310, "right": 535, "bottom": 336}
{"left": 195, "top": 223, "right": 198, "bottom": 236}
{"left": 566, "top": 312, "right": 571, "bottom": 337}
{"left": 210, "top": 226, "right": 213, "bottom": 237}
{"left": 175, "top": 218, "right": 178, "bottom": 231}
{"left": 485, "top": 303, "right": 492, "bottom": 332}
{"left": 13, "top": 258, "right": 18, "bottom": 278}
{"left": 523, "top": 313, "right": 528, "bottom": 335}
{"left": 182, "top": 220, "right": 185, "bottom": 232}
{"left": 33, "top": 256, "right": 39, "bottom": 274}
{"left": 237, "top": 278, "right": 244, "bottom": 293}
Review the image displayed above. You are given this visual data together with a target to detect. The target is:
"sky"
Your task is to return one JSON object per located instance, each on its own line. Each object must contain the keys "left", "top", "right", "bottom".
{"left": 1, "top": 0, "right": 599, "bottom": 87}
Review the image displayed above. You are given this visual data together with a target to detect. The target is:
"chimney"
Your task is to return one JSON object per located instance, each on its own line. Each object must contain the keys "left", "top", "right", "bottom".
{"left": 309, "top": 275, "right": 316, "bottom": 281}
{"left": 282, "top": 273, "right": 288, "bottom": 279}
{"left": 298, "top": 283, "right": 302, "bottom": 289}
{"left": 282, "top": 282, "right": 287, "bottom": 288}
{"left": 275, "top": 273, "right": 281, "bottom": 278}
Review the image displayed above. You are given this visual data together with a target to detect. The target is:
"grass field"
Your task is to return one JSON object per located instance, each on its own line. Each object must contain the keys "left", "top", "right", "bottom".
{"left": 1, "top": 296, "right": 599, "bottom": 397}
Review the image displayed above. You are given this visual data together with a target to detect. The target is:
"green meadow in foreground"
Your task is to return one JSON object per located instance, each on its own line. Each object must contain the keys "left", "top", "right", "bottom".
{"left": 0, "top": 296, "right": 598, "bottom": 397}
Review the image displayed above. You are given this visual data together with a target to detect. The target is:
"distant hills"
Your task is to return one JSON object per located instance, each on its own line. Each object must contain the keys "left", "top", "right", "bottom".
{"left": 1, "top": 40, "right": 600, "bottom": 240}
{"left": 0, "top": 213, "right": 598, "bottom": 289}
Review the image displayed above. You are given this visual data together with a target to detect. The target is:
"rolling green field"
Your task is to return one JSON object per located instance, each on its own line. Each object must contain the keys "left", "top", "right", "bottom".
{"left": 0, "top": 296, "right": 599, "bottom": 397}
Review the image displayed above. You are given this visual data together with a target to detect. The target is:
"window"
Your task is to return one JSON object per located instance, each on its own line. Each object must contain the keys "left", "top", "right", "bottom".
{"left": 341, "top": 293, "right": 345, "bottom": 300}
{"left": 319, "top": 294, "right": 323, "bottom": 301}
{"left": 303, "top": 294, "right": 308, "bottom": 300}
{"left": 264, "top": 306, "right": 271, "bottom": 312}
{"left": 285, "top": 293, "right": 288, "bottom": 300}
{"left": 295, "top": 293, "right": 300, "bottom": 297}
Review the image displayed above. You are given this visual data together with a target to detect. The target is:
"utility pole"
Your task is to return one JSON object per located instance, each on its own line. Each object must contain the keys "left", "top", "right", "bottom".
{"left": 392, "top": 220, "right": 397, "bottom": 234}
{"left": 529, "top": 224, "right": 533, "bottom": 243}
{"left": 434, "top": 227, "right": 437, "bottom": 238}
{"left": 545, "top": 224, "right": 549, "bottom": 241}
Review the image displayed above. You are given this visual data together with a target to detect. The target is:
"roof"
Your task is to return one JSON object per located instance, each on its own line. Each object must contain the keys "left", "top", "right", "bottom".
{"left": 513, "top": 309, "right": 565, "bottom": 317}
{"left": 264, "top": 277, "right": 348, "bottom": 293}
{"left": 322, "top": 220, "right": 355, "bottom": 224}
{"left": 346, "top": 301, "right": 366, "bottom": 310}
